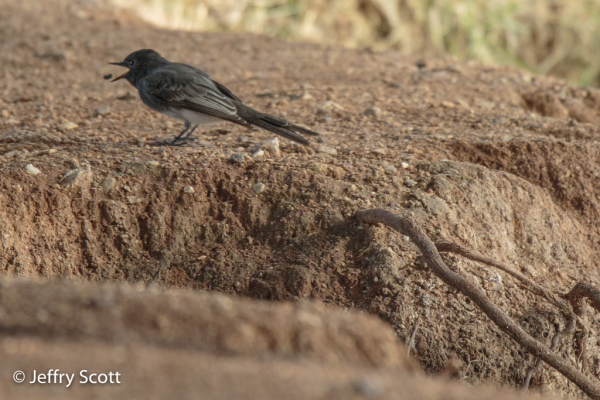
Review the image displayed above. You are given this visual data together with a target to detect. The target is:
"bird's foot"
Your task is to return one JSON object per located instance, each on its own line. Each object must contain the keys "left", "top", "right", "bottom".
{"left": 153, "top": 136, "right": 197, "bottom": 147}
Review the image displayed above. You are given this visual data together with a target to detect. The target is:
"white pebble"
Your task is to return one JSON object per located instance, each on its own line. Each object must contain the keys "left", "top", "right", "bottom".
{"left": 401, "top": 162, "right": 409, "bottom": 169}
{"left": 145, "top": 160, "right": 160, "bottom": 167}
{"left": 58, "top": 121, "right": 78, "bottom": 131}
{"left": 261, "top": 137, "right": 280, "bottom": 156}
{"left": 25, "top": 164, "right": 41, "bottom": 175}
{"left": 183, "top": 186, "right": 195, "bottom": 193}
{"left": 251, "top": 150, "right": 264, "bottom": 158}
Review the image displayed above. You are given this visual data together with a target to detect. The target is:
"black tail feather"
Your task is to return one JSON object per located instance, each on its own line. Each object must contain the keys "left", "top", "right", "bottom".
{"left": 235, "top": 104, "right": 318, "bottom": 145}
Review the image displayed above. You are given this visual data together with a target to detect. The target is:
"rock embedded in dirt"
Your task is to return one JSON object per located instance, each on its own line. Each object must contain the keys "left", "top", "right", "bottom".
{"left": 25, "top": 164, "right": 41, "bottom": 175}
{"left": 101, "top": 176, "right": 116, "bottom": 193}
{"left": 59, "top": 165, "right": 92, "bottom": 188}
{"left": 259, "top": 137, "right": 280, "bottom": 157}
{"left": 58, "top": 121, "right": 78, "bottom": 131}
{"left": 251, "top": 149, "right": 264, "bottom": 158}
{"left": 145, "top": 160, "right": 160, "bottom": 167}
{"left": 384, "top": 165, "right": 397, "bottom": 175}
{"left": 316, "top": 146, "right": 337, "bottom": 156}
{"left": 364, "top": 106, "right": 382, "bottom": 117}
{"left": 230, "top": 153, "right": 245, "bottom": 163}
{"left": 253, "top": 183, "right": 265, "bottom": 194}
{"left": 93, "top": 105, "right": 110, "bottom": 117}
{"left": 184, "top": 186, "right": 195, "bottom": 193}
{"left": 4, "top": 150, "right": 20, "bottom": 158}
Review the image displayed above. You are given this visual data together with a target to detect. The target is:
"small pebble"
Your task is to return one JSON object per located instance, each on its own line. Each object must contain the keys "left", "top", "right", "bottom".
{"left": 59, "top": 121, "right": 78, "bottom": 131}
{"left": 441, "top": 101, "right": 455, "bottom": 108}
{"left": 103, "top": 74, "right": 113, "bottom": 80}
{"left": 384, "top": 165, "right": 396, "bottom": 175}
{"left": 251, "top": 149, "right": 264, "bottom": 158}
{"left": 3, "top": 150, "right": 20, "bottom": 158}
{"left": 230, "top": 153, "right": 245, "bottom": 163}
{"left": 401, "top": 162, "right": 409, "bottom": 169}
{"left": 405, "top": 179, "right": 417, "bottom": 187}
{"left": 261, "top": 137, "right": 280, "bottom": 157}
{"left": 252, "top": 183, "right": 265, "bottom": 194}
{"left": 352, "top": 379, "right": 383, "bottom": 397}
{"left": 101, "top": 177, "right": 116, "bottom": 192}
{"left": 25, "top": 164, "right": 41, "bottom": 175}
{"left": 183, "top": 186, "right": 195, "bottom": 194}
{"left": 145, "top": 160, "right": 160, "bottom": 167}
{"left": 316, "top": 146, "right": 337, "bottom": 156}
{"left": 127, "top": 196, "right": 143, "bottom": 204}
{"left": 60, "top": 165, "right": 92, "bottom": 188}
{"left": 93, "top": 105, "right": 111, "bottom": 117}
{"left": 372, "top": 148, "right": 387, "bottom": 155}
{"left": 364, "top": 107, "right": 382, "bottom": 117}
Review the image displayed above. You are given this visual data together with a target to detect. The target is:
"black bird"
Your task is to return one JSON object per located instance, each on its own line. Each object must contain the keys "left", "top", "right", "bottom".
{"left": 110, "top": 49, "right": 319, "bottom": 146}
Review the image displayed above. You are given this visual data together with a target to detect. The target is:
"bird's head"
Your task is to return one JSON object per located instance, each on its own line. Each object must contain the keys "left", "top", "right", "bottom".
{"left": 109, "top": 49, "right": 167, "bottom": 86}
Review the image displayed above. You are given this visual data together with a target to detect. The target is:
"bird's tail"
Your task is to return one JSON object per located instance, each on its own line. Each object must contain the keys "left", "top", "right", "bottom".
{"left": 235, "top": 104, "right": 319, "bottom": 146}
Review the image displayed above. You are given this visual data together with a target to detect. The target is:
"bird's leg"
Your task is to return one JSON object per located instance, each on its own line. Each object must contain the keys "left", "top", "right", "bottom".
{"left": 182, "top": 125, "right": 198, "bottom": 140}
{"left": 171, "top": 121, "right": 191, "bottom": 145}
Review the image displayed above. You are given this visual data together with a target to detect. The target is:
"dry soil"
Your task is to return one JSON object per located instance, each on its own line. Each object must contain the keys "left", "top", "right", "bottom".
{"left": 1, "top": 0, "right": 600, "bottom": 398}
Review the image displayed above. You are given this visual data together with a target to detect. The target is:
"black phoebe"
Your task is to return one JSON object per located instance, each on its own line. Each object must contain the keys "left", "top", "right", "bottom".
{"left": 110, "top": 49, "right": 319, "bottom": 146}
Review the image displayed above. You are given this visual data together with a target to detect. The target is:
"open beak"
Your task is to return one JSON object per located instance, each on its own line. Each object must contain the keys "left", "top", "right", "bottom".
{"left": 108, "top": 62, "right": 128, "bottom": 82}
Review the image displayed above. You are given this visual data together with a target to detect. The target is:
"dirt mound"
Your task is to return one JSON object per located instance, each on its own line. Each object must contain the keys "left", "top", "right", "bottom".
{"left": 0, "top": 279, "right": 551, "bottom": 400}
{"left": 0, "top": 279, "right": 409, "bottom": 367}
{"left": 1, "top": 0, "right": 600, "bottom": 398}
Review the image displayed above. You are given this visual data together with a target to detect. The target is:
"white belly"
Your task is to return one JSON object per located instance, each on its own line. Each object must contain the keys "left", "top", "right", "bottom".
{"left": 162, "top": 108, "right": 223, "bottom": 126}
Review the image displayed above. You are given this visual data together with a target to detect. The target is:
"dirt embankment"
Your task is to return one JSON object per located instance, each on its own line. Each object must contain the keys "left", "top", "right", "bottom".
{"left": 1, "top": 0, "right": 600, "bottom": 398}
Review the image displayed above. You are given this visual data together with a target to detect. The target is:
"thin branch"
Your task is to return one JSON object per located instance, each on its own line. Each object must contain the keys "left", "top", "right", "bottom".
{"left": 435, "top": 241, "right": 568, "bottom": 312}
{"left": 407, "top": 318, "right": 421, "bottom": 358}
{"left": 356, "top": 208, "right": 600, "bottom": 400}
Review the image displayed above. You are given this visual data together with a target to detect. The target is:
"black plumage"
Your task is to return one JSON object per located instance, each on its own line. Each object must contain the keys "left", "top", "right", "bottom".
{"left": 110, "top": 49, "right": 319, "bottom": 145}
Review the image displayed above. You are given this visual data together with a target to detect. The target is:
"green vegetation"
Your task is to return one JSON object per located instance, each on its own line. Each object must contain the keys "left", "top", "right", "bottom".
{"left": 112, "top": 0, "right": 600, "bottom": 86}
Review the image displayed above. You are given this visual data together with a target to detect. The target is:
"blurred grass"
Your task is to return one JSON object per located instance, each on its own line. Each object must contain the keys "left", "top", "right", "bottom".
{"left": 111, "top": 0, "right": 600, "bottom": 86}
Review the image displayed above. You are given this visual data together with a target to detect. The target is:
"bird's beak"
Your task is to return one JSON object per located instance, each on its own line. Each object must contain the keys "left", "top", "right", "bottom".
{"left": 108, "top": 62, "right": 128, "bottom": 82}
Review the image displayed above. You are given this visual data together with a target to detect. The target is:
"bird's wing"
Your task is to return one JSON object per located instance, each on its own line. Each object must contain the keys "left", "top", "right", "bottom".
{"left": 140, "top": 68, "right": 249, "bottom": 125}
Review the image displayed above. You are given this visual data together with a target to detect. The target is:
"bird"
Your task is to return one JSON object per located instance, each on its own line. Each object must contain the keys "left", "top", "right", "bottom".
{"left": 109, "top": 49, "right": 319, "bottom": 146}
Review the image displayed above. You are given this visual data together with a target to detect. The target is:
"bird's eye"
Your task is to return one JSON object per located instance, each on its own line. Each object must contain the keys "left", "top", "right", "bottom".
{"left": 128, "top": 60, "right": 135, "bottom": 67}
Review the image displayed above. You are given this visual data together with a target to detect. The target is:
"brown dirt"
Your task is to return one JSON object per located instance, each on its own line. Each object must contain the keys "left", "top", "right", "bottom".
{"left": 1, "top": 0, "right": 600, "bottom": 398}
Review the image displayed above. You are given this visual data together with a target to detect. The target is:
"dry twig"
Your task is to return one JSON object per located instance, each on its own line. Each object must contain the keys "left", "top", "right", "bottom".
{"left": 435, "top": 241, "right": 568, "bottom": 311}
{"left": 356, "top": 208, "right": 600, "bottom": 399}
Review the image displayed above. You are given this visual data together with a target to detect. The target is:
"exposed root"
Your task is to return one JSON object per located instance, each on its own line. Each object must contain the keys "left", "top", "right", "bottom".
{"left": 356, "top": 208, "right": 600, "bottom": 400}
